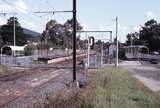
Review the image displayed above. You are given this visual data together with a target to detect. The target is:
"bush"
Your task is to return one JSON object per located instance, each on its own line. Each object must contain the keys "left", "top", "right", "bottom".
{"left": 37, "top": 43, "right": 51, "bottom": 50}
{"left": 118, "top": 48, "right": 126, "bottom": 60}
{"left": 0, "top": 65, "right": 9, "bottom": 75}
{"left": 24, "top": 44, "right": 36, "bottom": 56}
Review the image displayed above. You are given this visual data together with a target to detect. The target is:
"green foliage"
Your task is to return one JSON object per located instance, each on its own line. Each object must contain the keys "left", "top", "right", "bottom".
{"left": 0, "top": 17, "right": 27, "bottom": 46}
{"left": 36, "top": 42, "right": 51, "bottom": 49}
{"left": 118, "top": 48, "right": 126, "bottom": 60}
{"left": 24, "top": 44, "right": 36, "bottom": 56}
{"left": 126, "top": 19, "right": 160, "bottom": 51}
{"left": 126, "top": 32, "right": 141, "bottom": 45}
{"left": 40, "top": 19, "right": 83, "bottom": 49}
{"left": 91, "top": 68, "right": 160, "bottom": 108}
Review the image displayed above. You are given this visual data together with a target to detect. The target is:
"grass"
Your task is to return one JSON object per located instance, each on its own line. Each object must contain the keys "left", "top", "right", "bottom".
{"left": 35, "top": 67, "right": 160, "bottom": 108}
{"left": 93, "top": 68, "right": 160, "bottom": 108}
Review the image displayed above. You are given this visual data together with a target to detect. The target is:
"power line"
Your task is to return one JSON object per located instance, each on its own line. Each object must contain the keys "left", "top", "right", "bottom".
{"left": 0, "top": 12, "right": 17, "bottom": 16}
{"left": 2, "top": 0, "right": 27, "bottom": 13}
{"left": 34, "top": 10, "right": 73, "bottom": 14}
{"left": 39, "top": 13, "right": 51, "bottom": 18}
{"left": 2, "top": 0, "right": 45, "bottom": 26}
{"left": 34, "top": 10, "right": 73, "bottom": 32}
{"left": 77, "top": 30, "right": 112, "bottom": 33}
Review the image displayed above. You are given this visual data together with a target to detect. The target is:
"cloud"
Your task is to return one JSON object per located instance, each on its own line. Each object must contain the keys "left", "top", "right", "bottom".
{"left": 146, "top": 11, "right": 157, "bottom": 19}
{"left": 99, "top": 25, "right": 106, "bottom": 31}
{"left": 118, "top": 24, "right": 129, "bottom": 43}
{"left": 0, "top": 4, "right": 13, "bottom": 13}
{"left": 0, "top": 17, "right": 7, "bottom": 25}
{"left": 0, "top": 0, "right": 29, "bottom": 14}
{"left": 14, "top": 0, "right": 29, "bottom": 14}
{"left": 21, "top": 20, "right": 36, "bottom": 30}
{"left": 133, "top": 26, "right": 140, "bottom": 32}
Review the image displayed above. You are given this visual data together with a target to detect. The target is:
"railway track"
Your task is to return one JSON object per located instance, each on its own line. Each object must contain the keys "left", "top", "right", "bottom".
{"left": 0, "top": 55, "right": 87, "bottom": 107}
{"left": 0, "top": 55, "right": 85, "bottom": 80}
{"left": 0, "top": 69, "right": 72, "bottom": 108}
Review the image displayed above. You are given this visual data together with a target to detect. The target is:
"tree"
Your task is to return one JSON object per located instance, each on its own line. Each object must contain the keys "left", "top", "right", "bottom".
{"left": 41, "top": 18, "right": 83, "bottom": 49}
{"left": 0, "top": 17, "right": 27, "bottom": 46}
{"left": 126, "top": 19, "right": 160, "bottom": 51}
{"left": 140, "top": 19, "right": 160, "bottom": 51}
{"left": 126, "top": 32, "right": 141, "bottom": 46}
{"left": 63, "top": 18, "right": 83, "bottom": 49}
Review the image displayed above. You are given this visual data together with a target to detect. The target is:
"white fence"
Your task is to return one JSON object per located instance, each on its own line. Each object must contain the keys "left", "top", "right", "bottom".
{"left": 0, "top": 55, "right": 36, "bottom": 67}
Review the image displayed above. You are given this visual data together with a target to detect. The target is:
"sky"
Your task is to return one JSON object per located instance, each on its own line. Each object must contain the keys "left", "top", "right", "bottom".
{"left": 0, "top": 0, "right": 160, "bottom": 42}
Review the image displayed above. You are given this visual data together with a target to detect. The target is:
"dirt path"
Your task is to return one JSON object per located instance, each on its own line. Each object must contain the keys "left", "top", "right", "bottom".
{"left": 120, "top": 61, "right": 160, "bottom": 92}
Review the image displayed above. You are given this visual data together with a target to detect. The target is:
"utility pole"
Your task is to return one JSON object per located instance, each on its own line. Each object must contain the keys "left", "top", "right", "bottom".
{"left": 101, "top": 42, "right": 104, "bottom": 67}
{"left": 87, "top": 39, "right": 90, "bottom": 67}
{"left": 110, "top": 31, "right": 113, "bottom": 43}
{"left": 13, "top": 16, "right": 16, "bottom": 56}
{"left": 115, "top": 17, "right": 118, "bottom": 67}
{"left": 130, "top": 26, "right": 133, "bottom": 55}
{"left": 34, "top": 5, "right": 76, "bottom": 81}
{"left": 131, "top": 36, "right": 133, "bottom": 55}
{"left": 73, "top": 0, "right": 77, "bottom": 81}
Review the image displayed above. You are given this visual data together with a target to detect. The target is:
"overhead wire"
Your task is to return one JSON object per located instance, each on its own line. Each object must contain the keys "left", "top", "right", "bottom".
{"left": 2, "top": 0, "right": 46, "bottom": 26}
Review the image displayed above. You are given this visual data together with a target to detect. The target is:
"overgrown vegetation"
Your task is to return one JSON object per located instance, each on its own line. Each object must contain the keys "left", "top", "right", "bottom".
{"left": 35, "top": 68, "right": 160, "bottom": 108}
{"left": 126, "top": 19, "right": 160, "bottom": 51}
{"left": 40, "top": 19, "right": 83, "bottom": 49}
{"left": 24, "top": 44, "right": 36, "bottom": 56}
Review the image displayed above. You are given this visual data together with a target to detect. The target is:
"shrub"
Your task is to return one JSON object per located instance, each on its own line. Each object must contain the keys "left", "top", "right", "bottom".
{"left": 24, "top": 44, "right": 36, "bottom": 56}
{"left": 0, "top": 65, "right": 9, "bottom": 75}
{"left": 118, "top": 48, "right": 126, "bottom": 60}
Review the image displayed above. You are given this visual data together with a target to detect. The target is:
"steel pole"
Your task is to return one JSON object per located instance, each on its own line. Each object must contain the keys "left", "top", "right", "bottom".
{"left": 13, "top": 16, "right": 16, "bottom": 56}
{"left": 131, "top": 36, "right": 133, "bottom": 56}
{"left": 101, "top": 42, "right": 104, "bottom": 67}
{"left": 110, "top": 31, "right": 112, "bottom": 43}
{"left": 116, "top": 17, "right": 118, "bottom": 67}
{"left": 73, "top": 0, "right": 77, "bottom": 81}
{"left": 87, "top": 38, "right": 90, "bottom": 67}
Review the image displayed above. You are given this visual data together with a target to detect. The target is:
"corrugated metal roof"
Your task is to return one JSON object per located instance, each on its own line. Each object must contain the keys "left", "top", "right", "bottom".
{"left": 123, "top": 45, "right": 147, "bottom": 49}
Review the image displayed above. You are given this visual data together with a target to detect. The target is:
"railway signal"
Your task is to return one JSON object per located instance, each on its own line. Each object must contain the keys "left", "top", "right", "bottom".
{"left": 88, "top": 36, "right": 95, "bottom": 47}
{"left": 87, "top": 36, "right": 95, "bottom": 67}
{"left": 77, "top": 30, "right": 113, "bottom": 67}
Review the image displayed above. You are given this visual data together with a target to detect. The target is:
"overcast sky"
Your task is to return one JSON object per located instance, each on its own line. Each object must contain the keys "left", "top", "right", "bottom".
{"left": 0, "top": 0, "right": 160, "bottom": 42}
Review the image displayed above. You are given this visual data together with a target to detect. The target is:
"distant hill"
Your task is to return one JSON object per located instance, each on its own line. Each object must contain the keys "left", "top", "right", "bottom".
{"left": 23, "top": 28, "right": 41, "bottom": 42}
{"left": 0, "top": 25, "right": 41, "bottom": 42}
